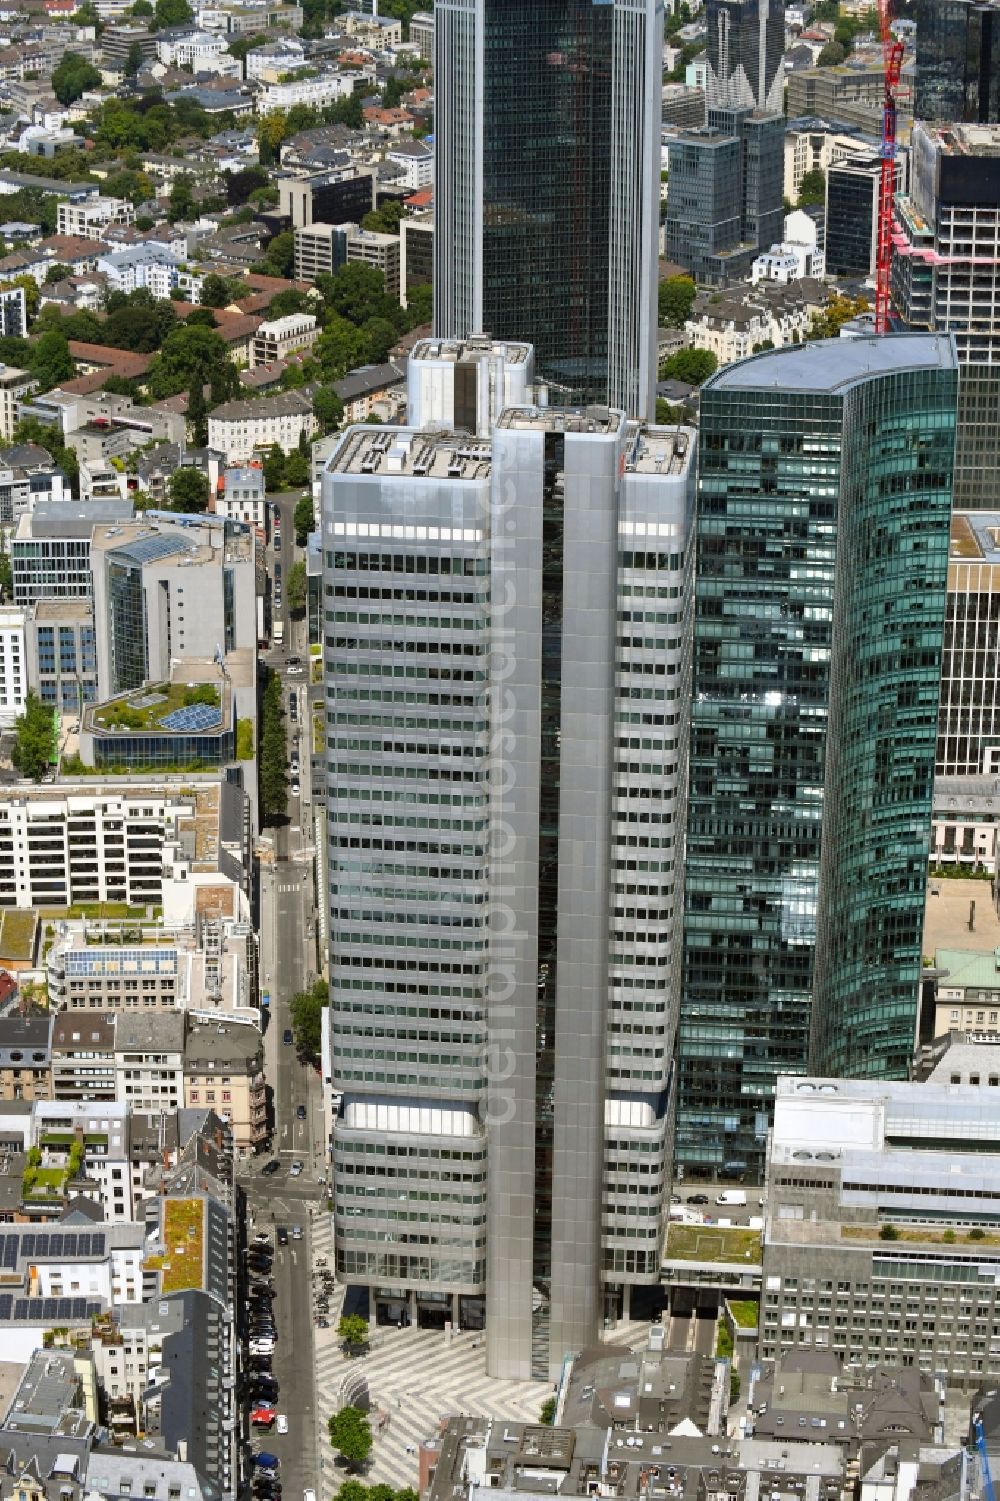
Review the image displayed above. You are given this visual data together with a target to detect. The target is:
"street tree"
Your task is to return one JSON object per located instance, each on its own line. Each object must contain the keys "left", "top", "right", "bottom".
{"left": 294, "top": 494, "right": 314, "bottom": 544}
{"left": 260, "top": 670, "right": 288, "bottom": 824}
{"left": 337, "top": 1314, "right": 369, "bottom": 1351}
{"left": 328, "top": 1407, "right": 372, "bottom": 1469}
{"left": 287, "top": 559, "right": 307, "bottom": 616}
{"left": 289, "top": 978, "right": 327, "bottom": 1058}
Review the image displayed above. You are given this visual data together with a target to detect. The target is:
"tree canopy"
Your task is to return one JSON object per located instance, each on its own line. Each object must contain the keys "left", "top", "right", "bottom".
{"left": 147, "top": 324, "right": 239, "bottom": 402}
{"left": 328, "top": 1407, "right": 372, "bottom": 1469}
{"left": 797, "top": 168, "right": 826, "bottom": 207}
{"left": 13, "top": 694, "right": 55, "bottom": 782}
{"left": 289, "top": 978, "right": 327, "bottom": 1059}
{"left": 29, "top": 331, "right": 75, "bottom": 393}
{"left": 287, "top": 559, "right": 307, "bottom": 615}
{"left": 52, "top": 52, "right": 102, "bottom": 105}
{"left": 294, "top": 494, "right": 314, "bottom": 545}
{"left": 168, "top": 467, "right": 210, "bottom": 512}
{"left": 260, "top": 669, "right": 288, "bottom": 825}
{"left": 658, "top": 275, "right": 697, "bottom": 329}
{"left": 659, "top": 346, "right": 718, "bottom": 386}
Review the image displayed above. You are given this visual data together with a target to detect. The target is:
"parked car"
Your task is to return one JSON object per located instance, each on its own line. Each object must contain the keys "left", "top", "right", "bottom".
{"left": 254, "top": 1453, "right": 280, "bottom": 1471}
{"left": 276, "top": 1416, "right": 288, "bottom": 1435}
{"left": 291, "top": 780, "right": 300, "bottom": 797}
{"left": 251, "top": 1410, "right": 275, "bottom": 1427}
{"left": 687, "top": 1193, "right": 709, "bottom": 1205}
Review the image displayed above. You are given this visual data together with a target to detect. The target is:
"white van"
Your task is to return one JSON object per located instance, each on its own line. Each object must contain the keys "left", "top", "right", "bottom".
{"left": 715, "top": 1189, "right": 747, "bottom": 1206}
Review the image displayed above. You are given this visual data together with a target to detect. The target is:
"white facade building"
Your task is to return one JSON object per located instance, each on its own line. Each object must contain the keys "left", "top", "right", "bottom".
{"left": 0, "top": 781, "right": 224, "bottom": 910}
{"left": 251, "top": 311, "right": 318, "bottom": 366}
{"left": 57, "top": 196, "right": 135, "bottom": 241}
{"left": 96, "top": 244, "right": 180, "bottom": 299}
{"left": 386, "top": 140, "right": 433, "bottom": 189}
{"left": 0, "top": 603, "right": 26, "bottom": 728}
{"left": 208, "top": 391, "right": 316, "bottom": 462}
{"left": 0, "top": 362, "right": 32, "bottom": 441}
{"left": 156, "top": 27, "right": 231, "bottom": 67}
{"left": 256, "top": 70, "right": 353, "bottom": 112}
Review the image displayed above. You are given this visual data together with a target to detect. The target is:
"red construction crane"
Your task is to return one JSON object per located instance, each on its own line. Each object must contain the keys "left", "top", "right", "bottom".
{"left": 875, "top": 0, "right": 905, "bottom": 333}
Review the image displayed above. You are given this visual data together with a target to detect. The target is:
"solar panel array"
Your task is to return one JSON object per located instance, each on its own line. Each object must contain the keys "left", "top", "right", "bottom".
{"left": 0, "top": 1231, "right": 107, "bottom": 1265}
{"left": 0, "top": 1294, "right": 102, "bottom": 1323}
{"left": 159, "top": 703, "right": 223, "bottom": 732}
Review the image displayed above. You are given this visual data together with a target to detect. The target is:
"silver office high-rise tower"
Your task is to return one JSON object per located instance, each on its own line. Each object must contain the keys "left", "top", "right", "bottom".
{"left": 433, "top": 0, "right": 663, "bottom": 421}
{"left": 322, "top": 402, "right": 695, "bottom": 1381}
{"left": 706, "top": 0, "right": 785, "bottom": 113}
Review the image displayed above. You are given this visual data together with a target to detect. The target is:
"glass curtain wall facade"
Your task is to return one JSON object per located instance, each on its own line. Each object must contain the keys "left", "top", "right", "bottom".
{"left": 915, "top": 0, "right": 1000, "bottom": 124}
{"left": 107, "top": 561, "right": 147, "bottom": 696}
{"left": 433, "top": 0, "right": 662, "bottom": 419}
{"left": 706, "top": 0, "right": 785, "bottom": 114}
{"left": 677, "top": 335, "right": 958, "bottom": 1181}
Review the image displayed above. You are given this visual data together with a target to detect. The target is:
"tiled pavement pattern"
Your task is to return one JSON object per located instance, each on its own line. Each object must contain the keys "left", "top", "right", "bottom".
{"left": 311, "top": 1213, "right": 651, "bottom": 1495}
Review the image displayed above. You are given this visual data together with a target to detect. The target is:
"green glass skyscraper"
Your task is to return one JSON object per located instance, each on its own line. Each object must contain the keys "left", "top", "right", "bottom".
{"left": 677, "top": 335, "right": 958, "bottom": 1180}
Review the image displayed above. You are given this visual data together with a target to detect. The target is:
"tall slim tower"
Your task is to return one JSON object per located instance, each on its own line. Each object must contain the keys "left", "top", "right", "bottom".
{"left": 322, "top": 389, "right": 695, "bottom": 1381}
{"left": 433, "top": 0, "right": 662, "bottom": 420}
{"left": 706, "top": 0, "right": 785, "bottom": 113}
{"left": 915, "top": 0, "right": 1000, "bottom": 123}
{"left": 676, "top": 336, "right": 958, "bottom": 1182}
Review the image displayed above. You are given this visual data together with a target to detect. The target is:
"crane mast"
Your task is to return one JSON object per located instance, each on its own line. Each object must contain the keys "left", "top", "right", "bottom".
{"left": 875, "top": 0, "right": 905, "bottom": 333}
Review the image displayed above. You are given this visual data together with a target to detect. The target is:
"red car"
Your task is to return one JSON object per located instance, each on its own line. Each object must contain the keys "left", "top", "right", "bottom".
{"left": 251, "top": 1409, "right": 276, "bottom": 1426}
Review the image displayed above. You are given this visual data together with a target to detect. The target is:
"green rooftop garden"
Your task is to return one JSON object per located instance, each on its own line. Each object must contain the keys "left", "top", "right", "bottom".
{"left": 727, "top": 1298, "right": 760, "bottom": 1329}
{"left": 665, "top": 1224, "right": 762, "bottom": 1265}
{"left": 0, "top": 908, "right": 39, "bottom": 963}
{"left": 236, "top": 718, "right": 254, "bottom": 759}
{"left": 157, "top": 1198, "right": 205, "bottom": 1294}
{"left": 93, "top": 681, "right": 220, "bottom": 733}
{"left": 842, "top": 1223, "right": 1000, "bottom": 1247}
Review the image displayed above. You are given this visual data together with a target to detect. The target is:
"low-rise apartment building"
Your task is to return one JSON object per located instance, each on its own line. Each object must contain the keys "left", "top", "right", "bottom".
{"left": 183, "top": 1015, "right": 265, "bottom": 1153}
{"left": 207, "top": 390, "right": 315, "bottom": 463}
{"left": 761, "top": 1073, "right": 1000, "bottom": 1386}
{"left": 0, "top": 363, "right": 32, "bottom": 441}
{"left": 0, "top": 779, "right": 225, "bottom": 912}
{"left": 56, "top": 197, "right": 134, "bottom": 241}
{"left": 251, "top": 312, "right": 318, "bottom": 366}
{"left": 0, "top": 1013, "right": 53, "bottom": 1101}
{"left": 214, "top": 464, "right": 265, "bottom": 527}
{"left": 0, "top": 602, "right": 26, "bottom": 728}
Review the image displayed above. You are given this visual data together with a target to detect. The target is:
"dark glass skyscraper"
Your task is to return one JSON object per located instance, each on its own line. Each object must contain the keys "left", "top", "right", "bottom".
{"left": 915, "top": 0, "right": 1000, "bottom": 123}
{"left": 706, "top": 0, "right": 785, "bottom": 113}
{"left": 433, "top": 0, "right": 662, "bottom": 419}
{"left": 676, "top": 335, "right": 958, "bottom": 1181}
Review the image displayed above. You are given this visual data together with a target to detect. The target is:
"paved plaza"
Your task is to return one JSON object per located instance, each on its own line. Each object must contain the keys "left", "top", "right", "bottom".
{"left": 311, "top": 1214, "right": 650, "bottom": 1494}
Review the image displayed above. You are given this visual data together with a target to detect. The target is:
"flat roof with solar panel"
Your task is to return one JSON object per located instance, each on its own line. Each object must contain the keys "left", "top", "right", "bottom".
{"left": 159, "top": 703, "right": 223, "bottom": 732}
